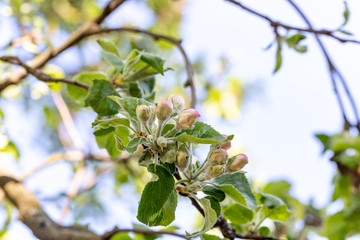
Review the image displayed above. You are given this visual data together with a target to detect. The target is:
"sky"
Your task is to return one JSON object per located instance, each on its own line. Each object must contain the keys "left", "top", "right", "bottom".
{"left": 1, "top": 0, "right": 360, "bottom": 239}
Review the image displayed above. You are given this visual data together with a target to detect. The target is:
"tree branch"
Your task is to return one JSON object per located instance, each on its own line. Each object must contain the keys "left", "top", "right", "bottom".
{"left": 285, "top": 0, "right": 359, "bottom": 129}
{"left": 225, "top": 0, "right": 360, "bottom": 44}
{"left": 0, "top": 0, "right": 127, "bottom": 92}
{"left": 0, "top": 168, "right": 101, "bottom": 240}
{"left": 102, "top": 227, "right": 189, "bottom": 240}
{"left": 0, "top": 56, "right": 90, "bottom": 90}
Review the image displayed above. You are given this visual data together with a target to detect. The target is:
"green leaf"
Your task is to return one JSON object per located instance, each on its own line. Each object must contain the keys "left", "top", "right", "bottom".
{"left": 209, "top": 172, "right": 257, "bottom": 209}
{"left": 110, "top": 232, "right": 132, "bottom": 240}
{"left": 273, "top": 37, "right": 282, "bottom": 73}
{"left": 174, "top": 122, "right": 233, "bottom": 144}
{"left": 329, "top": 132, "right": 360, "bottom": 153}
{"left": 0, "top": 140, "right": 19, "bottom": 160}
{"left": 315, "top": 133, "right": 330, "bottom": 153}
{"left": 123, "top": 137, "right": 146, "bottom": 153}
{"left": 67, "top": 72, "right": 107, "bottom": 101}
{"left": 140, "top": 52, "right": 166, "bottom": 75}
{"left": 186, "top": 197, "right": 219, "bottom": 237}
{"left": 223, "top": 203, "right": 254, "bottom": 225}
{"left": 342, "top": 1, "right": 350, "bottom": 27}
{"left": 92, "top": 117, "right": 131, "bottom": 129}
{"left": 137, "top": 164, "right": 177, "bottom": 226}
{"left": 200, "top": 234, "right": 223, "bottom": 240}
{"left": 138, "top": 150, "right": 153, "bottom": 167}
{"left": 258, "top": 193, "right": 292, "bottom": 222}
{"left": 97, "top": 39, "right": 120, "bottom": 56}
{"left": 129, "top": 82, "right": 143, "bottom": 98}
{"left": 94, "top": 126, "right": 130, "bottom": 157}
{"left": 108, "top": 96, "right": 153, "bottom": 122}
{"left": 202, "top": 185, "right": 226, "bottom": 202}
{"left": 259, "top": 226, "right": 270, "bottom": 236}
{"left": 84, "top": 79, "right": 120, "bottom": 116}
{"left": 101, "top": 51, "right": 124, "bottom": 71}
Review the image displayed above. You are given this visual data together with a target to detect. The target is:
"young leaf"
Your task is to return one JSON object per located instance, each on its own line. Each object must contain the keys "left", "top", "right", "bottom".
{"left": 258, "top": 193, "right": 292, "bottom": 222}
{"left": 101, "top": 51, "right": 124, "bottom": 72}
{"left": 186, "top": 197, "right": 219, "bottom": 237}
{"left": 273, "top": 37, "right": 282, "bottom": 73}
{"left": 97, "top": 39, "right": 120, "bottom": 56}
{"left": 223, "top": 203, "right": 254, "bottom": 225}
{"left": 342, "top": 1, "right": 350, "bottom": 27}
{"left": 174, "top": 122, "right": 233, "bottom": 144}
{"left": 84, "top": 79, "right": 120, "bottom": 116}
{"left": 201, "top": 234, "right": 223, "bottom": 240}
{"left": 209, "top": 172, "right": 257, "bottom": 209}
{"left": 108, "top": 96, "right": 153, "bottom": 122}
{"left": 92, "top": 117, "right": 131, "bottom": 129}
{"left": 123, "top": 137, "right": 146, "bottom": 153}
{"left": 202, "top": 185, "right": 226, "bottom": 202}
{"left": 128, "top": 82, "right": 143, "bottom": 98}
{"left": 140, "top": 52, "right": 166, "bottom": 75}
{"left": 137, "top": 164, "right": 177, "bottom": 226}
{"left": 94, "top": 126, "right": 130, "bottom": 157}
{"left": 67, "top": 72, "right": 107, "bottom": 101}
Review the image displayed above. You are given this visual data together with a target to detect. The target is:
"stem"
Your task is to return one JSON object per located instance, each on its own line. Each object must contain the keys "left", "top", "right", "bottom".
{"left": 163, "top": 127, "right": 178, "bottom": 137}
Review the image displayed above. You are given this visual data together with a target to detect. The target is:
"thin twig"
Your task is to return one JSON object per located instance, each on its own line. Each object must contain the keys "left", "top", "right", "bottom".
{"left": 102, "top": 227, "right": 189, "bottom": 240}
{"left": 286, "top": 0, "right": 359, "bottom": 129}
{"left": 0, "top": 56, "right": 89, "bottom": 90}
{"left": 225, "top": 0, "right": 360, "bottom": 44}
{"left": 88, "top": 27, "right": 196, "bottom": 108}
{"left": 0, "top": 0, "right": 127, "bottom": 92}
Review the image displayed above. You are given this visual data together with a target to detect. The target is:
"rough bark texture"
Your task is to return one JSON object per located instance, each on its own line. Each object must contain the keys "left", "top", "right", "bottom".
{"left": 0, "top": 169, "right": 100, "bottom": 240}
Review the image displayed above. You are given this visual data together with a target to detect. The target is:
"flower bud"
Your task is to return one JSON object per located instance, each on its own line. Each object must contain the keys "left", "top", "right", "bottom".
{"left": 177, "top": 109, "right": 200, "bottom": 129}
{"left": 209, "top": 149, "right": 228, "bottom": 164}
{"left": 156, "top": 136, "right": 167, "bottom": 151}
{"left": 168, "top": 94, "right": 185, "bottom": 112}
{"left": 155, "top": 100, "right": 173, "bottom": 121}
{"left": 226, "top": 154, "right": 248, "bottom": 173}
{"left": 206, "top": 164, "right": 224, "bottom": 179}
{"left": 220, "top": 134, "right": 231, "bottom": 150}
{"left": 148, "top": 106, "right": 156, "bottom": 127}
{"left": 176, "top": 150, "right": 189, "bottom": 171}
{"left": 136, "top": 104, "right": 151, "bottom": 123}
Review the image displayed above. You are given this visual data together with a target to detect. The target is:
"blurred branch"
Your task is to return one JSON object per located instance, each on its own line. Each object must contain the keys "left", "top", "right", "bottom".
{"left": 0, "top": 56, "right": 90, "bottom": 90}
{"left": 86, "top": 27, "right": 196, "bottom": 108}
{"left": 52, "top": 92, "right": 84, "bottom": 150}
{"left": 0, "top": 0, "right": 127, "bottom": 92}
{"left": 225, "top": 0, "right": 360, "bottom": 44}
{"left": 102, "top": 227, "right": 190, "bottom": 240}
{"left": 0, "top": 167, "right": 101, "bottom": 240}
{"left": 285, "top": 0, "right": 359, "bottom": 130}
{"left": 227, "top": 0, "right": 360, "bottom": 130}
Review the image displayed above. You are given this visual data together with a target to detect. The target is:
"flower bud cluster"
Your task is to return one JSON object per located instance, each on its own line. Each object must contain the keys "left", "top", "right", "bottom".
{"left": 133, "top": 95, "right": 201, "bottom": 168}
{"left": 202, "top": 137, "right": 248, "bottom": 180}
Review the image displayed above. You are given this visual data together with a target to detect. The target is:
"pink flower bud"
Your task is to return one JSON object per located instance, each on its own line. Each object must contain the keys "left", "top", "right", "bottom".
{"left": 206, "top": 164, "right": 224, "bottom": 179}
{"left": 168, "top": 94, "right": 185, "bottom": 112}
{"left": 178, "top": 109, "right": 200, "bottom": 129}
{"left": 136, "top": 104, "right": 151, "bottom": 122}
{"left": 176, "top": 150, "right": 189, "bottom": 171}
{"left": 220, "top": 134, "right": 231, "bottom": 150}
{"left": 209, "top": 149, "right": 228, "bottom": 164}
{"left": 155, "top": 100, "right": 173, "bottom": 121}
{"left": 226, "top": 154, "right": 248, "bottom": 173}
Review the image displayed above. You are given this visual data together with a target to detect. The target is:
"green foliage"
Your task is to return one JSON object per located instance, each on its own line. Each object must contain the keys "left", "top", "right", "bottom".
{"left": 67, "top": 72, "right": 107, "bottom": 101}
{"left": 84, "top": 79, "right": 120, "bottom": 116}
{"left": 258, "top": 193, "right": 292, "bottom": 222}
{"left": 174, "top": 122, "right": 233, "bottom": 144}
{"left": 186, "top": 197, "right": 219, "bottom": 238}
{"left": 223, "top": 203, "right": 254, "bottom": 225}
{"left": 210, "top": 172, "right": 257, "bottom": 208}
{"left": 137, "top": 164, "right": 177, "bottom": 226}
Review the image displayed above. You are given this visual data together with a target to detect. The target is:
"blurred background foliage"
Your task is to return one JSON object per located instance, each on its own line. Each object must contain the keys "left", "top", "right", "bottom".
{"left": 0, "top": 0, "right": 359, "bottom": 240}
